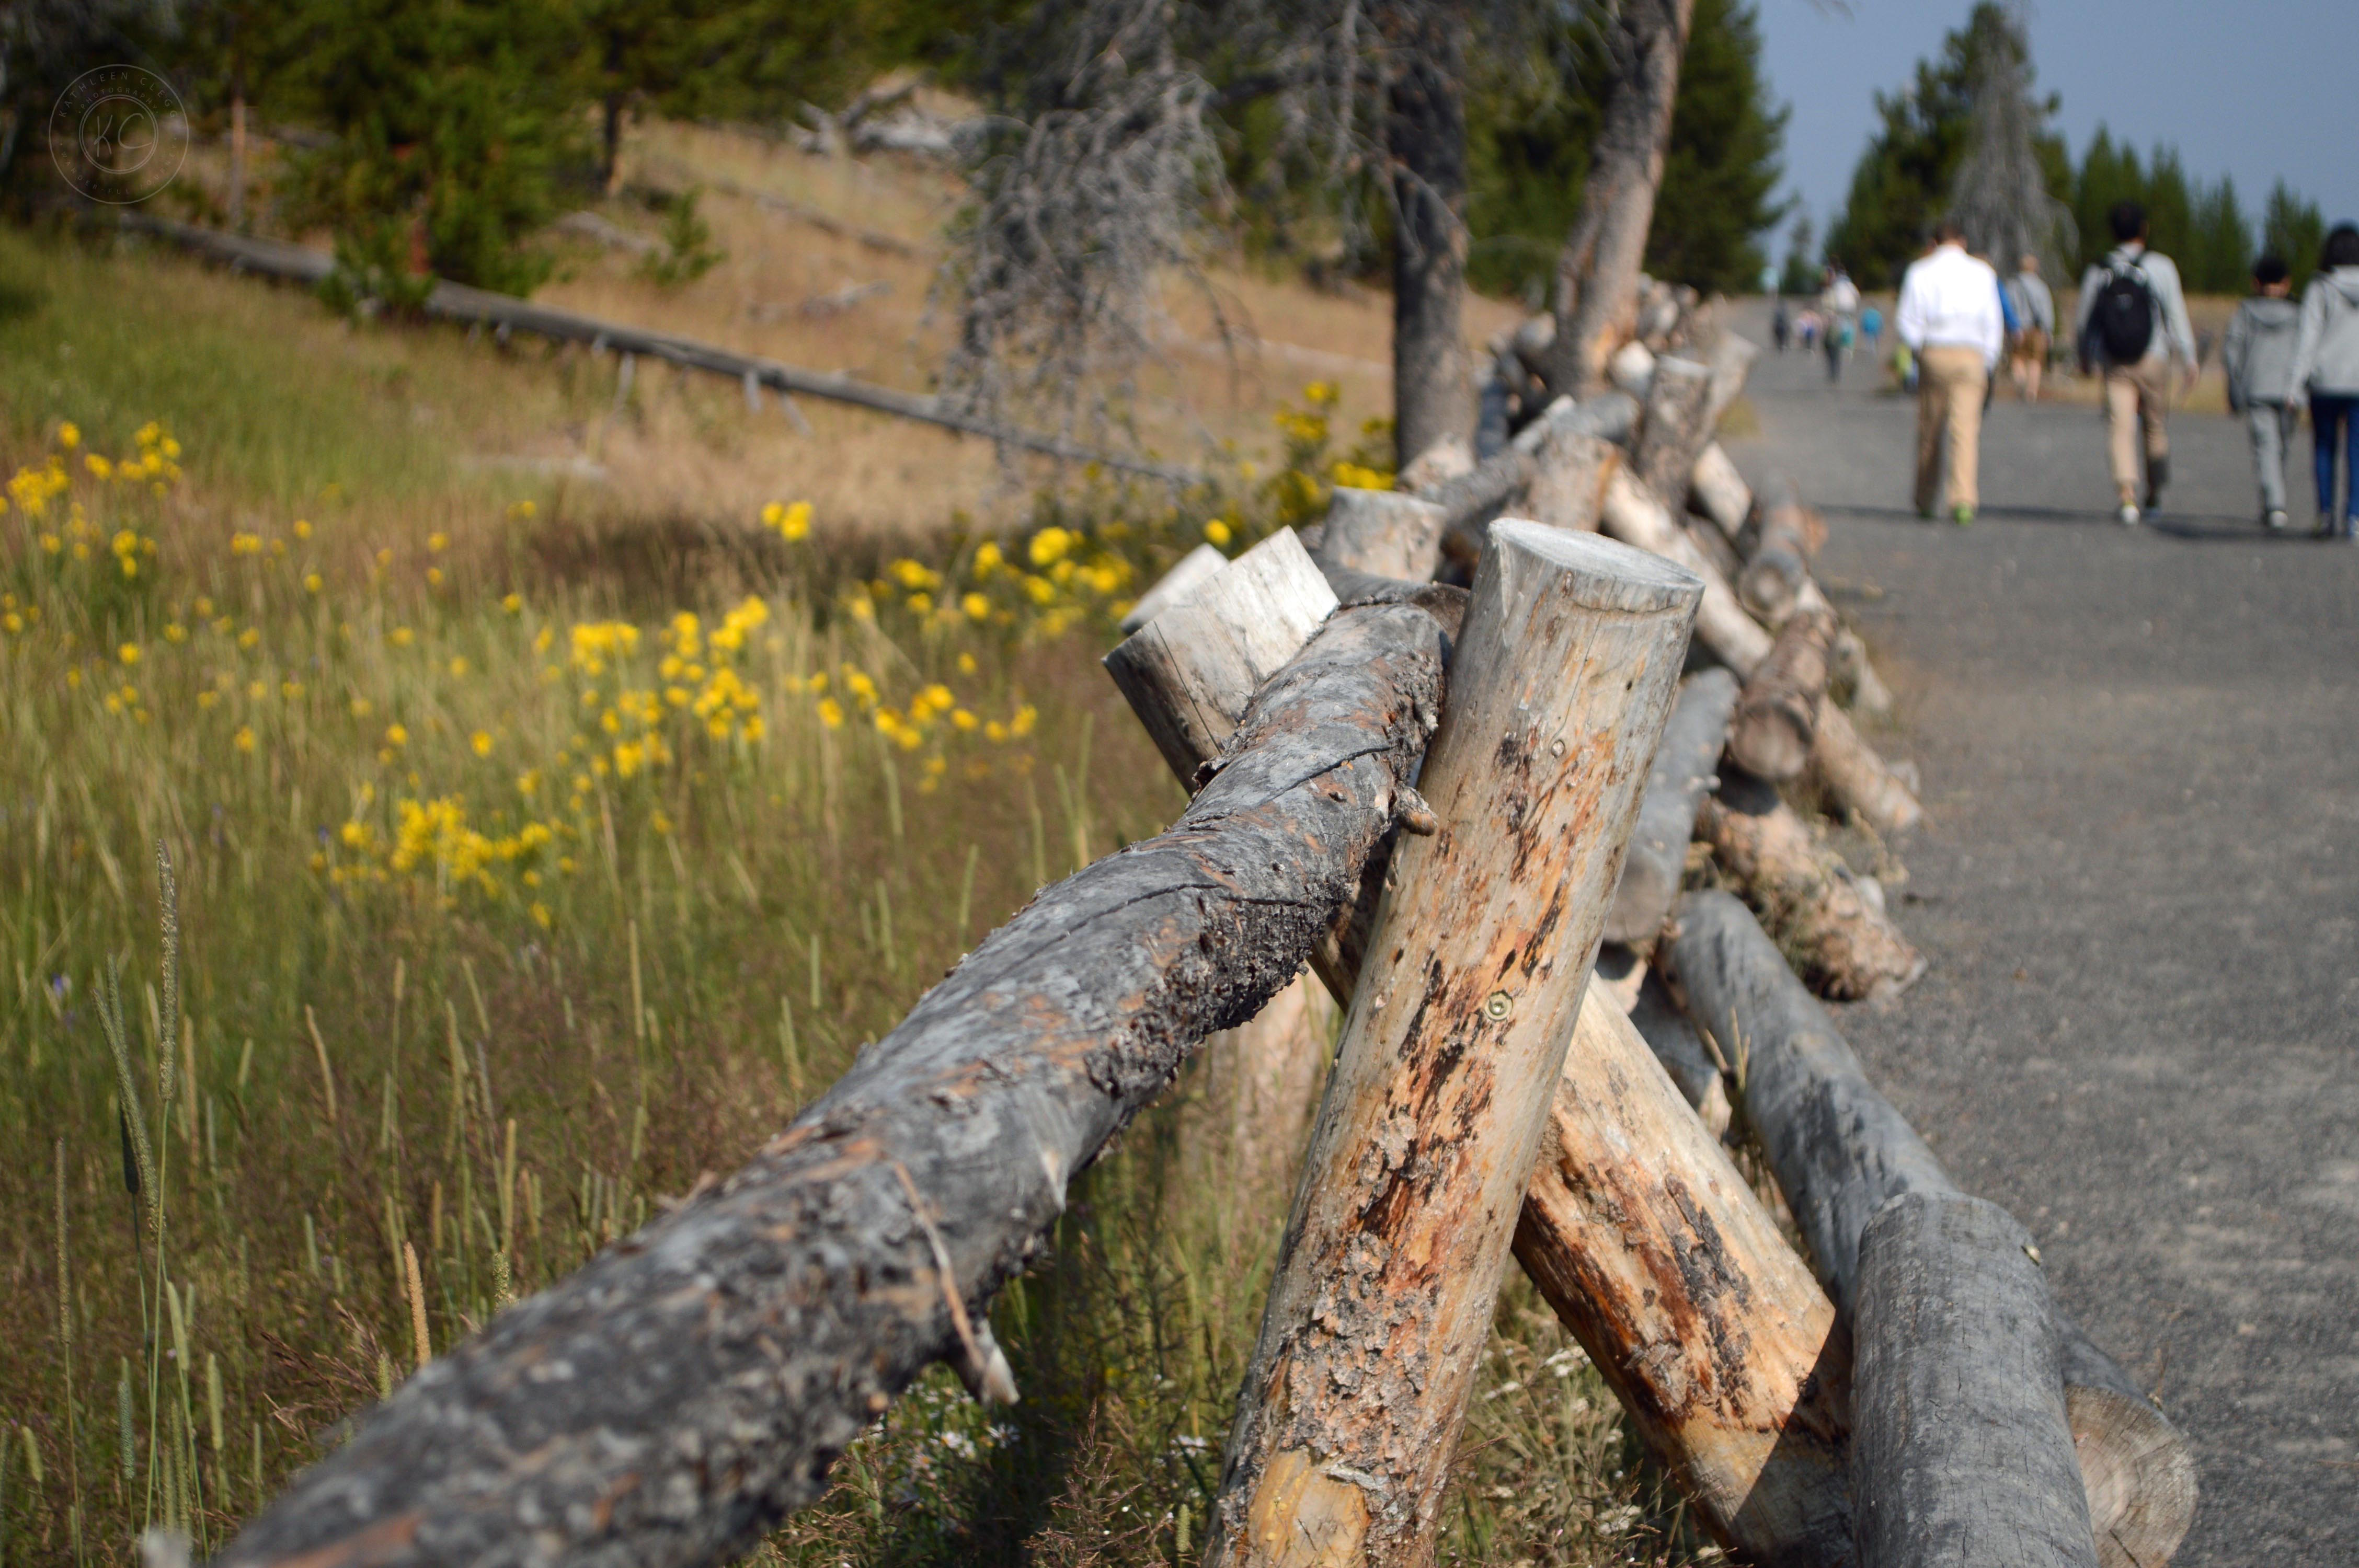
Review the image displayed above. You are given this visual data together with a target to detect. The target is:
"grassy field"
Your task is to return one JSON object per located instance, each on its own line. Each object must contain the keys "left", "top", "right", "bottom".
{"left": 0, "top": 190, "right": 1701, "bottom": 1568}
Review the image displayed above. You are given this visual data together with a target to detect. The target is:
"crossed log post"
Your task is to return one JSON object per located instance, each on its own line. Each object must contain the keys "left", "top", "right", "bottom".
{"left": 1667, "top": 891, "right": 2198, "bottom": 1568}
{"left": 1117, "top": 531, "right": 1865, "bottom": 1568}
{"left": 208, "top": 568, "right": 1455, "bottom": 1568}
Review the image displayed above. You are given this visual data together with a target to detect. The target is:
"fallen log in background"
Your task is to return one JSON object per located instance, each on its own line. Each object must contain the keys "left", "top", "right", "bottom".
{"left": 1698, "top": 330, "right": 1759, "bottom": 434}
{"left": 1515, "top": 988, "right": 1852, "bottom": 1567}
{"left": 1850, "top": 1193, "right": 2098, "bottom": 1568}
{"left": 1633, "top": 354, "right": 1716, "bottom": 504}
{"left": 1422, "top": 393, "right": 1640, "bottom": 560}
{"left": 1316, "top": 489, "right": 1448, "bottom": 581}
{"left": 1737, "top": 497, "right": 1828, "bottom": 628}
{"left": 1628, "top": 970, "right": 1733, "bottom": 1137}
{"left": 211, "top": 596, "right": 1452, "bottom": 1568}
{"left": 1605, "top": 666, "right": 1738, "bottom": 946}
{"left": 1667, "top": 892, "right": 2196, "bottom": 1567}
{"left": 1729, "top": 604, "right": 1835, "bottom": 782}
{"left": 1209, "top": 524, "right": 1699, "bottom": 1568}
{"left": 1689, "top": 441, "right": 1753, "bottom": 537}
{"left": 1525, "top": 426, "right": 1621, "bottom": 535}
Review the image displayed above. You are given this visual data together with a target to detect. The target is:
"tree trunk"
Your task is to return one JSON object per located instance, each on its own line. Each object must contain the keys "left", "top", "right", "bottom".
{"left": 1693, "top": 769, "right": 1924, "bottom": 1000}
{"left": 1515, "top": 987, "right": 1853, "bottom": 1568}
{"left": 211, "top": 601, "right": 1452, "bottom": 1568}
{"left": 1665, "top": 891, "right": 2197, "bottom": 1565}
{"left": 1605, "top": 667, "right": 1737, "bottom": 946}
{"left": 1542, "top": 0, "right": 1697, "bottom": 396}
{"left": 1208, "top": 524, "right": 1700, "bottom": 1568}
{"left": 1850, "top": 1192, "right": 2099, "bottom": 1568}
{"left": 1318, "top": 489, "right": 1448, "bottom": 582}
{"left": 1385, "top": 13, "right": 1471, "bottom": 471}
{"left": 1104, "top": 530, "right": 1339, "bottom": 783}
{"left": 1633, "top": 354, "right": 1716, "bottom": 506}
{"left": 1689, "top": 442, "right": 1753, "bottom": 539}
{"left": 1728, "top": 604, "right": 1835, "bottom": 782}
{"left": 227, "top": 85, "right": 248, "bottom": 230}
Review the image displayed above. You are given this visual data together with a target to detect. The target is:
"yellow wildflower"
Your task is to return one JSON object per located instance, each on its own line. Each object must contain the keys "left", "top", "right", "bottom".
{"left": 1028, "top": 527, "right": 1073, "bottom": 567}
{"left": 963, "top": 592, "right": 991, "bottom": 621}
{"left": 304, "top": 573, "right": 324, "bottom": 594}
{"left": 428, "top": 532, "right": 449, "bottom": 552}
{"left": 472, "top": 731, "right": 494, "bottom": 756}
{"left": 233, "top": 725, "right": 256, "bottom": 753}
{"left": 293, "top": 519, "right": 313, "bottom": 539}
{"left": 502, "top": 592, "right": 522, "bottom": 614}
{"left": 118, "top": 642, "right": 139, "bottom": 665}
{"left": 1205, "top": 518, "right": 1233, "bottom": 547}
{"left": 58, "top": 422, "right": 79, "bottom": 448}
{"left": 385, "top": 723, "right": 409, "bottom": 748}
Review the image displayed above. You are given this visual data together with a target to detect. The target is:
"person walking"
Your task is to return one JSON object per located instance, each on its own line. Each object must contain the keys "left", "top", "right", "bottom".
{"left": 1821, "top": 264, "right": 1861, "bottom": 383}
{"left": 2223, "top": 255, "right": 2303, "bottom": 531}
{"left": 2287, "top": 224, "right": 2359, "bottom": 538}
{"left": 1773, "top": 298, "right": 1791, "bottom": 353}
{"left": 1860, "top": 303, "right": 1883, "bottom": 358}
{"left": 2005, "top": 253, "right": 2055, "bottom": 401}
{"left": 2074, "top": 201, "right": 2198, "bottom": 525}
{"left": 1895, "top": 217, "right": 2004, "bottom": 524}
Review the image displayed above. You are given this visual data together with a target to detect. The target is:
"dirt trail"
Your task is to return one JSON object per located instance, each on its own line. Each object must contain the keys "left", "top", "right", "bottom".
{"left": 1723, "top": 307, "right": 2359, "bottom": 1564}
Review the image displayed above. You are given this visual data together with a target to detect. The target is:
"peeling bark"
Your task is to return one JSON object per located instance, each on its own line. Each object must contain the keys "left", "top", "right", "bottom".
{"left": 210, "top": 603, "right": 1451, "bottom": 1568}
{"left": 1209, "top": 523, "right": 1700, "bottom": 1568}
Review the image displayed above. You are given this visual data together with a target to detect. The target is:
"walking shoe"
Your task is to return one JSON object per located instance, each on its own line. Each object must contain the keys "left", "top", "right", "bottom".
{"left": 2265, "top": 509, "right": 2289, "bottom": 532}
{"left": 1916, "top": 504, "right": 1936, "bottom": 521}
{"left": 1952, "top": 505, "right": 1975, "bottom": 526}
{"left": 2144, "top": 456, "right": 2170, "bottom": 511}
{"left": 2117, "top": 502, "right": 2140, "bottom": 526}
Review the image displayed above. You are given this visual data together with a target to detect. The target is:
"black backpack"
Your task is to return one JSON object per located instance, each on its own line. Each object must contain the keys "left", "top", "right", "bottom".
{"left": 2091, "top": 261, "right": 2155, "bottom": 363}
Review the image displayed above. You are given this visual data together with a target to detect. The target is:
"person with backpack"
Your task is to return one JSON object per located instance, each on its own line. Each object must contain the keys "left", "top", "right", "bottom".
{"left": 2223, "top": 255, "right": 2303, "bottom": 531}
{"left": 1895, "top": 217, "right": 2004, "bottom": 524}
{"left": 1821, "top": 264, "right": 1861, "bottom": 383}
{"left": 2075, "top": 201, "right": 2198, "bottom": 525}
{"left": 2286, "top": 223, "right": 2359, "bottom": 539}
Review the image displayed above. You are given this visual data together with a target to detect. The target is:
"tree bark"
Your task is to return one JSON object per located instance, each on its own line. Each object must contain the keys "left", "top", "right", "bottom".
{"left": 1665, "top": 891, "right": 2197, "bottom": 1565}
{"left": 227, "top": 86, "right": 248, "bottom": 230}
{"left": 1605, "top": 667, "right": 1738, "bottom": 946}
{"left": 1850, "top": 1193, "right": 2099, "bottom": 1568}
{"left": 1728, "top": 604, "right": 1835, "bottom": 783}
{"left": 1104, "top": 531, "right": 1339, "bottom": 783}
{"left": 1634, "top": 355, "right": 1716, "bottom": 507}
{"left": 211, "top": 601, "right": 1452, "bottom": 1568}
{"left": 1318, "top": 489, "right": 1448, "bottom": 582}
{"left": 1541, "top": 0, "right": 1697, "bottom": 397}
{"left": 1515, "top": 987, "right": 1853, "bottom": 1568}
{"left": 1385, "top": 11, "right": 1472, "bottom": 471}
{"left": 1208, "top": 523, "right": 1700, "bottom": 1568}
{"left": 1693, "top": 768, "right": 1924, "bottom": 1001}
{"left": 1689, "top": 442, "right": 1753, "bottom": 539}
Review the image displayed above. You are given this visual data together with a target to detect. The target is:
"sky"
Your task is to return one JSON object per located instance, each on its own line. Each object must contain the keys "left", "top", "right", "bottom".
{"left": 1757, "top": 0, "right": 2359, "bottom": 252}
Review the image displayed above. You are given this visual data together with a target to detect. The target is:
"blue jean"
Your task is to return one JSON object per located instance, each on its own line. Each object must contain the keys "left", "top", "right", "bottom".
{"left": 2314, "top": 393, "right": 2359, "bottom": 522}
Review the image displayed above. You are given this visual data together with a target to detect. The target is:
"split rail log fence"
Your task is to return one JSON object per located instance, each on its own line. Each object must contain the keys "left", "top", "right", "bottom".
{"left": 195, "top": 273, "right": 2197, "bottom": 1568}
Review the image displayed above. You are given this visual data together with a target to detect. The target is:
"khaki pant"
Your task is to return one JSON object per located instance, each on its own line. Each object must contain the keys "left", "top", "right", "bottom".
{"left": 2103, "top": 359, "right": 2171, "bottom": 496}
{"left": 1915, "top": 345, "right": 1988, "bottom": 512}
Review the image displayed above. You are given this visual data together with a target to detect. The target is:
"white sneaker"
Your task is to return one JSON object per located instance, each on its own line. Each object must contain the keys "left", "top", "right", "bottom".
{"left": 2265, "top": 510, "right": 2289, "bottom": 531}
{"left": 2117, "top": 502, "right": 2140, "bottom": 526}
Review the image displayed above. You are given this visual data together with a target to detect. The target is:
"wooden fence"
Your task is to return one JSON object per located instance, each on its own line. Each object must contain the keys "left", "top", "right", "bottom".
{"left": 181, "top": 286, "right": 2193, "bottom": 1568}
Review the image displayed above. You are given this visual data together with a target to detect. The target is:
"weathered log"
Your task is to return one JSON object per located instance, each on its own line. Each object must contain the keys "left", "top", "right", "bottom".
{"left": 1423, "top": 393, "right": 1641, "bottom": 561}
{"left": 1605, "top": 667, "right": 1738, "bottom": 946}
{"left": 1667, "top": 892, "right": 2197, "bottom": 1565}
{"left": 1728, "top": 604, "right": 1835, "bottom": 783}
{"left": 1120, "top": 541, "right": 1229, "bottom": 633}
{"left": 1681, "top": 511, "right": 1745, "bottom": 585}
{"left": 1317, "top": 488, "right": 1448, "bottom": 581}
{"left": 1698, "top": 331, "right": 1760, "bottom": 435}
{"left": 1608, "top": 338, "right": 1657, "bottom": 397}
{"left": 1634, "top": 354, "right": 1716, "bottom": 506}
{"left": 1627, "top": 970, "right": 1732, "bottom": 1137}
{"left": 1525, "top": 426, "right": 1621, "bottom": 535}
{"left": 1598, "top": 470, "right": 1922, "bottom": 836}
{"left": 1693, "top": 767, "right": 1925, "bottom": 1001}
{"left": 1518, "top": 987, "right": 1851, "bottom": 1567}
{"left": 1830, "top": 630, "right": 1896, "bottom": 721}
{"left": 1737, "top": 499, "right": 1827, "bottom": 627}
{"left": 1689, "top": 442, "right": 1752, "bottom": 539}
{"left": 1208, "top": 523, "right": 1700, "bottom": 1568}
{"left": 1850, "top": 1193, "right": 2098, "bottom": 1568}
{"left": 212, "top": 600, "right": 1453, "bottom": 1568}
{"left": 1104, "top": 531, "right": 1338, "bottom": 783}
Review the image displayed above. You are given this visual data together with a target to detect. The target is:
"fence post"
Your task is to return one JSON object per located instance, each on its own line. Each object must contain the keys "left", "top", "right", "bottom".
{"left": 1206, "top": 521, "right": 1699, "bottom": 1568}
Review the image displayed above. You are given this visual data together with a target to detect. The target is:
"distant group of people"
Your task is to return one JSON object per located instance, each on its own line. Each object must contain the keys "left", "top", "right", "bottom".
{"left": 1888, "top": 200, "right": 2359, "bottom": 535}
{"left": 1770, "top": 279, "right": 1880, "bottom": 383}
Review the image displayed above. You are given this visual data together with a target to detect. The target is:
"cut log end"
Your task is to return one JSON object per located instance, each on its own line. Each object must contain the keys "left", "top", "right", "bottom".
{"left": 2068, "top": 1385, "right": 2198, "bottom": 1568}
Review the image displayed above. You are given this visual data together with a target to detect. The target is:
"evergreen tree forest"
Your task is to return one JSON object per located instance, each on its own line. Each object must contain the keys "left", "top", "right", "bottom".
{"left": 1822, "top": 2, "right": 2328, "bottom": 295}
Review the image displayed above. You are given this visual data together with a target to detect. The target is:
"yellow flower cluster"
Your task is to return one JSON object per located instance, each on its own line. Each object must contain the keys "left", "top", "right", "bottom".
{"left": 382, "top": 797, "right": 557, "bottom": 895}
{"left": 761, "top": 500, "right": 813, "bottom": 542}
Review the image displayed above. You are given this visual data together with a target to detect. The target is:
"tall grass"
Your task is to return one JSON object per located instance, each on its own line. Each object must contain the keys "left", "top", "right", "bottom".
{"left": 0, "top": 232, "right": 1701, "bottom": 1568}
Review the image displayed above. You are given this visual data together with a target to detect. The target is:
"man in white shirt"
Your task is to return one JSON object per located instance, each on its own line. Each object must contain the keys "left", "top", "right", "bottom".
{"left": 1895, "top": 217, "right": 2005, "bottom": 524}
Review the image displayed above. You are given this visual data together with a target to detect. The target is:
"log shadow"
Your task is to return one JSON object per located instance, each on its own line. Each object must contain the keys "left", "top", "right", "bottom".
{"left": 1727, "top": 1317, "right": 1857, "bottom": 1560}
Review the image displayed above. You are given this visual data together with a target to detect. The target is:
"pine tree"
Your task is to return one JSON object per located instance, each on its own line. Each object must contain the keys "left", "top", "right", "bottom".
{"left": 2263, "top": 180, "right": 2326, "bottom": 292}
{"left": 2071, "top": 127, "right": 2142, "bottom": 271}
{"left": 2181, "top": 177, "right": 2252, "bottom": 294}
{"left": 1946, "top": 1, "right": 2071, "bottom": 281}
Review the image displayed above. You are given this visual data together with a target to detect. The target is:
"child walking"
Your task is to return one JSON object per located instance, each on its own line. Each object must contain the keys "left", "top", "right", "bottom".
{"left": 2222, "top": 255, "right": 2302, "bottom": 531}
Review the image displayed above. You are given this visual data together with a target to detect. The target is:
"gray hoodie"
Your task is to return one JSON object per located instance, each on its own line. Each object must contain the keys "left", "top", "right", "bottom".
{"left": 2223, "top": 294, "right": 2300, "bottom": 407}
{"left": 2289, "top": 267, "right": 2359, "bottom": 398}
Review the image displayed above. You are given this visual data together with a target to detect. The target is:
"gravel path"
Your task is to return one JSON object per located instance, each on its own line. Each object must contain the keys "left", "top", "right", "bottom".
{"left": 1721, "top": 310, "right": 2359, "bottom": 1564}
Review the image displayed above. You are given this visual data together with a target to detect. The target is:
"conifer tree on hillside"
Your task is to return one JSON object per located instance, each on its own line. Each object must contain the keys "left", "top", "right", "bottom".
{"left": 2263, "top": 181, "right": 2326, "bottom": 293}
{"left": 1946, "top": 0, "right": 2071, "bottom": 282}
